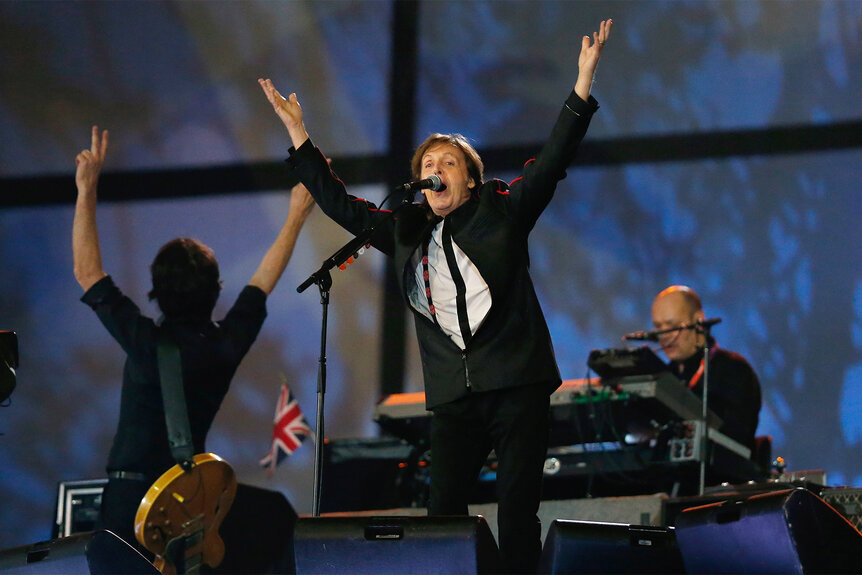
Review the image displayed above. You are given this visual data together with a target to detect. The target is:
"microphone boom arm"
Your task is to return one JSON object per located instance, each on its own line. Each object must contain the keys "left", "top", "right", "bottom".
{"left": 297, "top": 192, "right": 414, "bottom": 293}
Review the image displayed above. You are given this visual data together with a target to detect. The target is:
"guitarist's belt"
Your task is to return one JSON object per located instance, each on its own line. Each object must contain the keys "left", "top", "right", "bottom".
{"left": 108, "top": 470, "right": 151, "bottom": 482}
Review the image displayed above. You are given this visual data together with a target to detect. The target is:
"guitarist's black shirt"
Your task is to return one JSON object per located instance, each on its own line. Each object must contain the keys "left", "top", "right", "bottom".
{"left": 82, "top": 275, "right": 267, "bottom": 478}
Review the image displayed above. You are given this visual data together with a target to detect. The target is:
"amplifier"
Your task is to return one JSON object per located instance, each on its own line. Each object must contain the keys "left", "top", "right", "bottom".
{"left": 321, "top": 438, "right": 425, "bottom": 512}
{"left": 53, "top": 478, "right": 107, "bottom": 538}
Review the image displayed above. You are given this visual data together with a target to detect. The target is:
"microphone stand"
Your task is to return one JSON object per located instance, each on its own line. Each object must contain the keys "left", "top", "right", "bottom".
{"left": 297, "top": 191, "right": 416, "bottom": 517}
{"left": 698, "top": 323, "right": 714, "bottom": 496}
{"left": 622, "top": 319, "right": 720, "bottom": 496}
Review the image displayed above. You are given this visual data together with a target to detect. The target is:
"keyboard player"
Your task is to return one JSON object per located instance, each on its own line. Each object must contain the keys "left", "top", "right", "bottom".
{"left": 650, "top": 285, "right": 762, "bottom": 452}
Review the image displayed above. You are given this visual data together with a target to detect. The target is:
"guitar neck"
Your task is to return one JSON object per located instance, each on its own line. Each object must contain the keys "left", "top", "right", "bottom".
{"left": 162, "top": 519, "right": 204, "bottom": 575}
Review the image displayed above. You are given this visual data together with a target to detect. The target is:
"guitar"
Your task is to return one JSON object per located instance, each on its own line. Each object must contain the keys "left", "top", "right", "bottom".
{"left": 134, "top": 453, "right": 237, "bottom": 575}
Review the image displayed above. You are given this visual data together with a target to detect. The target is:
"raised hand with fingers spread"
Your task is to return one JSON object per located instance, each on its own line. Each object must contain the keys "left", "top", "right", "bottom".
{"left": 575, "top": 18, "right": 613, "bottom": 102}
{"left": 258, "top": 78, "right": 309, "bottom": 150}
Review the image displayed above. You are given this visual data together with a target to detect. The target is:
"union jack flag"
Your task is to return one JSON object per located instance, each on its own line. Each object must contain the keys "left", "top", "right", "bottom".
{"left": 260, "top": 383, "right": 313, "bottom": 472}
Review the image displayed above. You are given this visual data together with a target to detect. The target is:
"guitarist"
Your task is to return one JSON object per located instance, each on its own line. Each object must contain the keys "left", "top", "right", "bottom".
{"left": 72, "top": 126, "right": 315, "bottom": 554}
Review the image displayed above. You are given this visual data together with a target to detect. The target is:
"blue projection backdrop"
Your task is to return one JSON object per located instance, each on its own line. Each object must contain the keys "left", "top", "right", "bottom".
{"left": 1, "top": 1, "right": 860, "bottom": 549}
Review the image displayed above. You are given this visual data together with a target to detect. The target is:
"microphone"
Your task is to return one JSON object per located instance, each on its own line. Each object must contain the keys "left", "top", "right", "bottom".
{"left": 399, "top": 174, "right": 445, "bottom": 192}
{"left": 621, "top": 317, "right": 723, "bottom": 342}
{"left": 621, "top": 330, "right": 660, "bottom": 342}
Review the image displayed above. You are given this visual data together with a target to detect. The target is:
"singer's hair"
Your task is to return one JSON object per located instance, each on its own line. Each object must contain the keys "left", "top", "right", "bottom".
{"left": 656, "top": 285, "right": 702, "bottom": 315}
{"left": 148, "top": 238, "right": 222, "bottom": 319}
{"left": 411, "top": 133, "right": 484, "bottom": 192}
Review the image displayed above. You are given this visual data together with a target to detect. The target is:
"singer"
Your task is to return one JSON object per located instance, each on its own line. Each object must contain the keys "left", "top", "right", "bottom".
{"left": 260, "top": 19, "right": 612, "bottom": 573}
{"left": 650, "top": 285, "right": 762, "bottom": 451}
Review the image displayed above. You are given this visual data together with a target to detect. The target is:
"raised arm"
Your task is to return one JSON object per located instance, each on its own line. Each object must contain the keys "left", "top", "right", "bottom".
{"left": 574, "top": 18, "right": 613, "bottom": 103}
{"left": 257, "top": 78, "right": 397, "bottom": 254}
{"left": 73, "top": 126, "right": 109, "bottom": 292}
{"left": 248, "top": 181, "right": 315, "bottom": 295}
{"left": 506, "top": 19, "right": 613, "bottom": 228}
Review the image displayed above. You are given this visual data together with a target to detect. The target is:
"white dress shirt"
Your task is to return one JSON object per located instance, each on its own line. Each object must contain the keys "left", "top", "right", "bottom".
{"left": 411, "top": 219, "right": 492, "bottom": 349}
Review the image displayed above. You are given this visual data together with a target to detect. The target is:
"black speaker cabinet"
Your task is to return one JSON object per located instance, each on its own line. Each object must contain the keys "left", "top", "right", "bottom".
{"left": 321, "top": 438, "right": 422, "bottom": 512}
{"left": 294, "top": 515, "right": 500, "bottom": 574}
{"left": 537, "top": 519, "right": 684, "bottom": 574}
{"left": 207, "top": 483, "right": 298, "bottom": 574}
{"left": 675, "top": 487, "right": 862, "bottom": 574}
{"left": 0, "top": 530, "right": 158, "bottom": 575}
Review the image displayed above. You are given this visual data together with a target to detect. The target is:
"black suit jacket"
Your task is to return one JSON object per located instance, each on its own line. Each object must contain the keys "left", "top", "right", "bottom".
{"left": 287, "top": 91, "right": 598, "bottom": 409}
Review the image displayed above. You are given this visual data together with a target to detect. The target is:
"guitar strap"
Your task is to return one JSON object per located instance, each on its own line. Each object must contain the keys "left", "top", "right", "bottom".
{"left": 157, "top": 330, "right": 195, "bottom": 471}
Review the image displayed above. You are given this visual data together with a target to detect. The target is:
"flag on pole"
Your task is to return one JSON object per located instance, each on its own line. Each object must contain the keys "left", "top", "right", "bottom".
{"left": 260, "top": 383, "right": 313, "bottom": 472}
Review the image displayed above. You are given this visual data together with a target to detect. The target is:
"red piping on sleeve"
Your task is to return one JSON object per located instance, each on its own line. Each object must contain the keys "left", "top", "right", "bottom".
{"left": 350, "top": 197, "right": 392, "bottom": 213}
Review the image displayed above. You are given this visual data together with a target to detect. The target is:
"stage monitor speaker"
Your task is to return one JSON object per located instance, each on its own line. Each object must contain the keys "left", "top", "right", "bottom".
{"left": 209, "top": 483, "right": 298, "bottom": 574}
{"left": 294, "top": 515, "right": 500, "bottom": 574}
{"left": 0, "top": 530, "right": 158, "bottom": 575}
{"left": 537, "top": 519, "right": 684, "bottom": 574}
{"left": 675, "top": 487, "right": 862, "bottom": 574}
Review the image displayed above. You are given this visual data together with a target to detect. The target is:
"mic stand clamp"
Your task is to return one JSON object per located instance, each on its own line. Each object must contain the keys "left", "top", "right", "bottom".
{"left": 296, "top": 191, "right": 415, "bottom": 517}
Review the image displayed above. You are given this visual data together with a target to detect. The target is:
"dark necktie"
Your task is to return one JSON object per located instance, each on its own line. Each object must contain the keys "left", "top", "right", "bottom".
{"left": 441, "top": 219, "right": 472, "bottom": 347}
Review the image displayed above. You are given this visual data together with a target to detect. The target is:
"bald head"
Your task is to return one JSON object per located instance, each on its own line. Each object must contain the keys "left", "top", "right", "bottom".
{"left": 651, "top": 285, "right": 705, "bottom": 362}
{"left": 653, "top": 285, "right": 702, "bottom": 316}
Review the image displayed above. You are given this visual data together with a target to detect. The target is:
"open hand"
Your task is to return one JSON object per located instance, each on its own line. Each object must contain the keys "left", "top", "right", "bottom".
{"left": 259, "top": 78, "right": 304, "bottom": 132}
{"left": 579, "top": 19, "right": 613, "bottom": 75}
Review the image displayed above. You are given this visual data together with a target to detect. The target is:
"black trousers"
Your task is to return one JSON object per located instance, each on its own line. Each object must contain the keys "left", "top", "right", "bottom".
{"left": 95, "top": 477, "right": 154, "bottom": 559}
{"left": 429, "top": 382, "right": 552, "bottom": 574}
